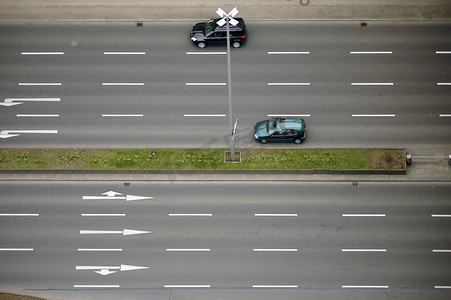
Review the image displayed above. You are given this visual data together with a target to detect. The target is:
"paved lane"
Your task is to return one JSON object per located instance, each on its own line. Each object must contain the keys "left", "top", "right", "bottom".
{"left": 0, "top": 21, "right": 450, "bottom": 148}
{"left": 0, "top": 181, "right": 450, "bottom": 299}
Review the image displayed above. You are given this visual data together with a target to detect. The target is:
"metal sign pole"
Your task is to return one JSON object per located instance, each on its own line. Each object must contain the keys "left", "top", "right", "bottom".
{"left": 226, "top": 18, "right": 235, "bottom": 162}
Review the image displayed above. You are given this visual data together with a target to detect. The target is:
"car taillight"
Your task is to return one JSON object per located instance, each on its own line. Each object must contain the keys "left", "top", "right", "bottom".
{"left": 241, "top": 35, "right": 245, "bottom": 39}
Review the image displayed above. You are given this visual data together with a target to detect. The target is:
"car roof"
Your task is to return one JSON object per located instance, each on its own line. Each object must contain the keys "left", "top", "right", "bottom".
{"left": 212, "top": 18, "right": 246, "bottom": 31}
{"left": 277, "top": 118, "right": 304, "bottom": 130}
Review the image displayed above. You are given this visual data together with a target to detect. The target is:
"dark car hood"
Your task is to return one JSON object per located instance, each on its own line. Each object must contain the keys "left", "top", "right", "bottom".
{"left": 191, "top": 22, "right": 205, "bottom": 35}
{"left": 254, "top": 120, "right": 269, "bottom": 137}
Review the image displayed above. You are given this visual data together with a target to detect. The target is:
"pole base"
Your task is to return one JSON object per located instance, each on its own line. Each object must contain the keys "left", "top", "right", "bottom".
{"left": 224, "top": 151, "right": 241, "bottom": 163}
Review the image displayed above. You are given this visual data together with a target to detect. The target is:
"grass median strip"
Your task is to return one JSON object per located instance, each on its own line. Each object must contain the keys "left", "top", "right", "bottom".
{"left": 0, "top": 148, "right": 404, "bottom": 170}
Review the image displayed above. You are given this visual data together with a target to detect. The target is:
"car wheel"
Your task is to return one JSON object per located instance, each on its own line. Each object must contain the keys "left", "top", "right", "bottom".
{"left": 232, "top": 41, "right": 241, "bottom": 48}
{"left": 294, "top": 139, "right": 302, "bottom": 144}
{"left": 197, "top": 42, "right": 206, "bottom": 49}
{"left": 260, "top": 139, "right": 268, "bottom": 144}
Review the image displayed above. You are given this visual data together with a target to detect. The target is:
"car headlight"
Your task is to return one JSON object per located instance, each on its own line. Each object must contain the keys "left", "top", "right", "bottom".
{"left": 191, "top": 37, "right": 197, "bottom": 42}
{"left": 254, "top": 134, "right": 258, "bottom": 139}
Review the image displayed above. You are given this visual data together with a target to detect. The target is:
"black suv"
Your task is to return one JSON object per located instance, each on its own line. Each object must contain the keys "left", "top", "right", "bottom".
{"left": 190, "top": 18, "right": 247, "bottom": 49}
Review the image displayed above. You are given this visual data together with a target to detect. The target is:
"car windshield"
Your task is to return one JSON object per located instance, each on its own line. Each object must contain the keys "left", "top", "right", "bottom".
{"left": 204, "top": 19, "right": 216, "bottom": 36}
{"left": 267, "top": 118, "right": 277, "bottom": 133}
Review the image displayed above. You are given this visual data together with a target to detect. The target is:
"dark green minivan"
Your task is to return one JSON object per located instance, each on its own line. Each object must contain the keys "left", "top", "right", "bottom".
{"left": 254, "top": 117, "right": 307, "bottom": 144}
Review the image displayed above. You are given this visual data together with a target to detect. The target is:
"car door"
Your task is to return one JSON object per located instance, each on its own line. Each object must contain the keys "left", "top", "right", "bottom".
{"left": 268, "top": 130, "right": 291, "bottom": 142}
{"left": 210, "top": 31, "right": 226, "bottom": 45}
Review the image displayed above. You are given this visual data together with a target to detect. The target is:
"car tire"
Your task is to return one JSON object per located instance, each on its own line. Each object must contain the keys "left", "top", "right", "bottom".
{"left": 232, "top": 41, "right": 241, "bottom": 48}
{"left": 260, "top": 139, "right": 268, "bottom": 144}
{"left": 197, "top": 42, "right": 206, "bottom": 49}
{"left": 294, "top": 139, "right": 302, "bottom": 144}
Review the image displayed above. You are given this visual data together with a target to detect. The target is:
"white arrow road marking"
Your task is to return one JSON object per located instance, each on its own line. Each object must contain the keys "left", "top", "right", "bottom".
{"left": 76, "top": 264, "right": 149, "bottom": 276}
{"left": 0, "top": 130, "right": 58, "bottom": 139}
{"left": 83, "top": 191, "right": 153, "bottom": 201}
{"left": 0, "top": 98, "right": 60, "bottom": 107}
{"left": 80, "top": 229, "right": 151, "bottom": 236}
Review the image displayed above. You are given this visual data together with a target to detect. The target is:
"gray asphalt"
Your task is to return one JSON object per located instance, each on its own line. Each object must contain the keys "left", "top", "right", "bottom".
{"left": 1, "top": 21, "right": 450, "bottom": 149}
{"left": 0, "top": 181, "right": 450, "bottom": 300}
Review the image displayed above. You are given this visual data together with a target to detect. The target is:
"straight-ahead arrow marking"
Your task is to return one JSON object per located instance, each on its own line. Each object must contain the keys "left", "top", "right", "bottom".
{"left": 0, "top": 130, "right": 58, "bottom": 139}
{"left": 76, "top": 264, "right": 149, "bottom": 276}
{"left": 80, "top": 229, "right": 151, "bottom": 236}
{"left": 0, "top": 98, "right": 60, "bottom": 107}
{"left": 83, "top": 191, "right": 153, "bottom": 201}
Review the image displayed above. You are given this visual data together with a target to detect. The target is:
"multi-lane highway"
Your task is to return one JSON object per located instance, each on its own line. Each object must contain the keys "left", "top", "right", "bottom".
{"left": 1, "top": 21, "right": 450, "bottom": 148}
{"left": 0, "top": 181, "right": 450, "bottom": 300}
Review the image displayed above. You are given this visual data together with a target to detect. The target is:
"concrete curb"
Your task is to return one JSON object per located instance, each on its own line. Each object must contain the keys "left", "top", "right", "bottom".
{"left": 0, "top": 167, "right": 407, "bottom": 182}
{"left": 0, "top": 4, "right": 450, "bottom": 22}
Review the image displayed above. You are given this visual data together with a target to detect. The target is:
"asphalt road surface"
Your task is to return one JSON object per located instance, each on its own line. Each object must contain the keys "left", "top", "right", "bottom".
{"left": 1, "top": 21, "right": 450, "bottom": 148}
{"left": 0, "top": 181, "right": 450, "bottom": 300}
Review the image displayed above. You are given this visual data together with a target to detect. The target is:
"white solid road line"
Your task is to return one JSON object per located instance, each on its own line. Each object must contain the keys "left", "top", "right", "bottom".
{"left": 81, "top": 214, "right": 126, "bottom": 217}
{"left": 164, "top": 285, "right": 210, "bottom": 288}
{"left": 431, "top": 214, "right": 451, "bottom": 217}
{"left": 268, "top": 51, "right": 309, "bottom": 55}
{"left": 342, "top": 214, "right": 386, "bottom": 217}
{"left": 185, "top": 83, "right": 226, "bottom": 86}
{"left": 352, "top": 114, "right": 395, "bottom": 117}
{"left": 74, "top": 285, "right": 120, "bottom": 288}
{"left": 0, "top": 248, "right": 34, "bottom": 251}
{"left": 169, "top": 214, "right": 213, "bottom": 217}
{"left": 268, "top": 82, "right": 310, "bottom": 86}
{"left": 21, "top": 52, "right": 64, "bottom": 55}
{"left": 253, "top": 249, "right": 298, "bottom": 252}
{"left": 439, "top": 114, "right": 451, "bottom": 117}
{"left": 437, "top": 83, "right": 451, "bottom": 85}
{"left": 436, "top": 51, "right": 451, "bottom": 54}
{"left": 102, "top": 83, "right": 144, "bottom": 86}
{"left": 0, "top": 213, "right": 39, "bottom": 217}
{"left": 350, "top": 51, "right": 392, "bottom": 54}
{"left": 17, "top": 114, "right": 59, "bottom": 117}
{"left": 19, "top": 83, "right": 62, "bottom": 86}
{"left": 267, "top": 114, "right": 311, "bottom": 117}
{"left": 342, "top": 285, "right": 389, "bottom": 289}
{"left": 186, "top": 51, "right": 226, "bottom": 55}
{"left": 101, "top": 114, "right": 143, "bottom": 117}
{"left": 183, "top": 114, "right": 226, "bottom": 117}
{"left": 255, "top": 214, "right": 298, "bottom": 217}
{"left": 433, "top": 250, "right": 451, "bottom": 253}
{"left": 104, "top": 52, "right": 146, "bottom": 55}
{"left": 435, "top": 286, "right": 451, "bottom": 289}
{"left": 166, "top": 249, "right": 211, "bottom": 252}
{"left": 342, "top": 249, "right": 387, "bottom": 252}
{"left": 351, "top": 82, "right": 394, "bottom": 86}
{"left": 78, "top": 248, "right": 123, "bottom": 252}
{"left": 253, "top": 285, "right": 298, "bottom": 288}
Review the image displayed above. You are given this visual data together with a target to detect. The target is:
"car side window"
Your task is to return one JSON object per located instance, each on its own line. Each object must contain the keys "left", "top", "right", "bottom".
{"left": 288, "top": 129, "right": 296, "bottom": 135}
